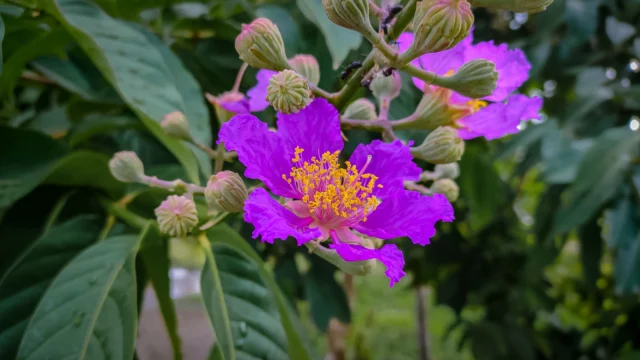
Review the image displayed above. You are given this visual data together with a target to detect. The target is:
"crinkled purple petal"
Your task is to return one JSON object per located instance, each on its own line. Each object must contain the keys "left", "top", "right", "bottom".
{"left": 218, "top": 114, "right": 298, "bottom": 198}
{"left": 220, "top": 98, "right": 251, "bottom": 114}
{"left": 247, "top": 69, "right": 276, "bottom": 112}
{"left": 464, "top": 41, "right": 531, "bottom": 102}
{"left": 348, "top": 140, "right": 421, "bottom": 195}
{"left": 330, "top": 242, "right": 406, "bottom": 287}
{"left": 276, "top": 98, "right": 343, "bottom": 162}
{"left": 244, "top": 188, "right": 320, "bottom": 245}
{"left": 457, "top": 95, "right": 543, "bottom": 140}
{"left": 353, "top": 190, "right": 454, "bottom": 245}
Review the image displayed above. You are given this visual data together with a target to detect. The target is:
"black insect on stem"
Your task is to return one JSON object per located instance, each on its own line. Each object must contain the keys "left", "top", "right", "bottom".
{"left": 340, "top": 61, "right": 363, "bottom": 80}
{"left": 383, "top": 67, "right": 396, "bottom": 77}
{"left": 381, "top": 5, "right": 403, "bottom": 35}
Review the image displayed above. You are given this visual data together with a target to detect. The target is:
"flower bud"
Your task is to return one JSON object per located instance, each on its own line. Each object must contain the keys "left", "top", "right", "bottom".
{"left": 161, "top": 111, "right": 193, "bottom": 142}
{"left": 206, "top": 91, "right": 246, "bottom": 124}
{"left": 205, "top": 171, "right": 248, "bottom": 213}
{"left": 441, "top": 59, "right": 498, "bottom": 99}
{"left": 430, "top": 178, "right": 459, "bottom": 202}
{"left": 109, "top": 151, "right": 145, "bottom": 183}
{"left": 288, "top": 54, "right": 321, "bottom": 87}
{"left": 235, "top": 18, "right": 289, "bottom": 70}
{"left": 155, "top": 195, "right": 199, "bottom": 237}
{"left": 267, "top": 70, "right": 312, "bottom": 114}
{"left": 322, "top": 0, "right": 374, "bottom": 35}
{"left": 370, "top": 71, "right": 402, "bottom": 101}
{"left": 395, "top": 87, "right": 466, "bottom": 130}
{"left": 400, "top": 0, "right": 474, "bottom": 62}
{"left": 343, "top": 98, "right": 377, "bottom": 120}
{"left": 411, "top": 126, "right": 465, "bottom": 164}
{"left": 469, "top": 0, "right": 553, "bottom": 13}
{"left": 434, "top": 163, "right": 460, "bottom": 179}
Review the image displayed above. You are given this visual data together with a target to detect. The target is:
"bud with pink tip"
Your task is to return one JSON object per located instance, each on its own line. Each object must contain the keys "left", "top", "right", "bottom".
{"left": 322, "top": 0, "right": 374, "bottom": 35}
{"left": 155, "top": 195, "right": 199, "bottom": 237}
{"left": 288, "top": 54, "right": 321, "bottom": 86}
{"left": 162, "top": 111, "right": 193, "bottom": 141}
{"left": 235, "top": 18, "right": 289, "bottom": 70}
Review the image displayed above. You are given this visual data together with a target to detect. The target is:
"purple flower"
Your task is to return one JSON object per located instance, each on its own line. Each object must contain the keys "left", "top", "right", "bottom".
{"left": 399, "top": 31, "right": 543, "bottom": 140}
{"left": 206, "top": 69, "right": 276, "bottom": 114}
{"left": 219, "top": 98, "right": 454, "bottom": 287}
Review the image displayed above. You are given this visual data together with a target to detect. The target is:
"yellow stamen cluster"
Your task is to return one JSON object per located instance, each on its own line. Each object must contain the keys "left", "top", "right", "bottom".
{"left": 282, "top": 147, "right": 382, "bottom": 222}
{"left": 466, "top": 99, "right": 488, "bottom": 113}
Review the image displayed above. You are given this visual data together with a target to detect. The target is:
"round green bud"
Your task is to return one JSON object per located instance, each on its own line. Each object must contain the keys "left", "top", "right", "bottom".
{"left": 235, "top": 18, "right": 289, "bottom": 70}
{"left": 411, "top": 126, "right": 465, "bottom": 164}
{"left": 370, "top": 71, "right": 402, "bottom": 101}
{"left": 155, "top": 195, "right": 199, "bottom": 237}
{"left": 434, "top": 163, "right": 460, "bottom": 180}
{"left": 401, "top": 0, "right": 474, "bottom": 62}
{"left": 469, "top": 0, "right": 553, "bottom": 13}
{"left": 343, "top": 98, "right": 377, "bottom": 120}
{"left": 430, "top": 178, "right": 460, "bottom": 202}
{"left": 288, "top": 54, "right": 321, "bottom": 87}
{"left": 161, "top": 111, "right": 193, "bottom": 142}
{"left": 109, "top": 151, "right": 145, "bottom": 183}
{"left": 322, "top": 0, "right": 374, "bottom": 35}
{"left": 205, "top": 171, "right": 248, "bottom": 213}
{"left": 267, "top": 70, "right": 312, "bottom": 114}
{"left": 442, "top": 59, "right": 498, "bottom": 99}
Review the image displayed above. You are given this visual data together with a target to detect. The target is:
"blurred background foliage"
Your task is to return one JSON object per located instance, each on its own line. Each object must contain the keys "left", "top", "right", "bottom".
{"left": 1, "top": 0, "right": 640, "bottom": 359}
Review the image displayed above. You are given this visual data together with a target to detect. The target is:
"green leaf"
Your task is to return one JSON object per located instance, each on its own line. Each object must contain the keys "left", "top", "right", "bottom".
{"left": 578, "top": 218, "right": 603, "bottom": 289}
{"left": 200, "top": 238, "right": 235, "bottom": 360}
{"left": 605, "top": 16, "right": 636, "bottom": 46}
{"left": 0, "top": 216, "right": 101, "bottom": 359}
{"left": 45, "top": 150, "right": 126, "bottom": 198}
{"left": 0, "top": 15, "right": 5, "bottom": 76}
{"left": 304, "top": 255, "right": 351, "bottom": 332}
{"left": 31, "top": 55, "right": 121, "bottom": 103}
{"left": 553, "top": 127, "right": 640, "bottom": 235}
{"left": 615, "top": 233, "right": 640, "bottom": 294}
{"left": 69, "top": 115, "right": 143, "bottom": 146}
{"left": 207, "top": 225, "right": 313, "bottom": 360}
{"left": 0, "top": 127, "right": 68, "bottom": 208}
{"left": 605, "top": 196, "right": 639, "bottom": 249}
{"left": 16, "top": 229, "right": 145, "bottom": 360}
{"left": 43, "top": 0, "right": 206, "bottom": 183}
{"left": 297, "top": 0, "right": 362, "bottom": 69}
{"left": 0, "top": 28, "right": 70, "bottom": 100}
{"left": 458, "top": 144, "right": 508, "bottom": 230}
{"left": 139, "top": 228, "right": 182, "bottom": 360}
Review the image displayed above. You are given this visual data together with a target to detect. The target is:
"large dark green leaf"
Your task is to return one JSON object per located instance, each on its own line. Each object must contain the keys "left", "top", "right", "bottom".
{"left": 0, "top": 15, "right": 4, "bottom": 76}
{"left": 552, "top": 127, "right": 640, "bottom": 235}
{"left": 45, "top": 150, "right": 126, "bottom": 198}
{"left": 615, "top": 233, "right": 640, "bottom": 294}
{"left": 0, "top": 28, "right": 70, "bottom": 100}
{"left": 578, "top": 218, "right": 603, "bottom": 289}
{"left": 0, "top": 216, "right": 101, "bottom": 359}
{"left": 43, "top": 0, "right": 207, "bottom": 183}
{"left": 304, "top": 255, "right": 351, "bottom": 332}
{"left": 606, "top": 195, "right": 639, "bottom": 249}
{"left": 297, "top": 0, "right": 362, "bottom": 69}
{"left": 16, "top": 229, "right": 145, "bottom": 360}
{"left": 207, "top": 225, "right": 313, "bottom": 360}
{"left": 139, "top": 227, "right": 182, "bottom": 360}
{"left": 0, "top": 127, "right": 68, "bottom": 208}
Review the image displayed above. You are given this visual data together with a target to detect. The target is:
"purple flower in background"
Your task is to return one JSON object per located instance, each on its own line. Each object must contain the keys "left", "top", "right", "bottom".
{"left": 206, "top": 69, "right": 276, "bottom": 114}
{"left": 219, "top": 98, "right": 454, "bottom": 287}
{"left": 398, "top": 31, "right": 543, "bottom": 140}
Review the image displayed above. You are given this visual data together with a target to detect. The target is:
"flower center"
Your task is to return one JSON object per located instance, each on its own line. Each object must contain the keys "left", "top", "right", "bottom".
{"left": 466, "top": 99, "right": 488, "bottom": 113}
{"left": 281, "top": 147, "right": 382, "bottom": 224}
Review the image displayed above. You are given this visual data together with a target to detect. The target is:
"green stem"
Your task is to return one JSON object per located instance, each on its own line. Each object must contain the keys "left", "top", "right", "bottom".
{"left": 311, "top": 85, "right": 337, "bottom": 104}
{"left": 341, "top": 117, "right": 388, "bottom": 131}
{"left": 214, "top": 142, "right": 225, "bottom": 173}
{"left": 99, "top": 198, "right": 151, "bottom": 230}
{"left": 304, "top": 242, "right": 374, "bottom": 276}
{"left": 334, "top": 0, "right": 417, "bottom": 110}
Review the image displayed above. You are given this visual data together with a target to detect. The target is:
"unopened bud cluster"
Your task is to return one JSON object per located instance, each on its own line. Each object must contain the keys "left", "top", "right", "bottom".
{"left": 162, "top": 111, "right": 193, "bottom": 142}
{"left": 411, "top": 126, "right": 465, "bottom": 164}
{"left": 343, "top": 98, "right": 377, "bottom": 120}
{"left": 205, "top": 171, "right": 249, "bottom": 213}
{"left": 288, "top": 54, "right": 321, "bottom": 86}
{"left": 109, "top": 151, "right": 145, "bottom": 183}
{"left": 267, "top": 70, "right": 312, "bottom": 114}
{"left": 322, "top": 0, "right": 374, "bottom": 35}
{"left": 442, "top": 60, "right": 498, "bottom": 99}
{"left": 235, "top": 18, "right": 289, "bottom": 70}
{"left": 430, "top": 178, "right": 460, "bottom": 202}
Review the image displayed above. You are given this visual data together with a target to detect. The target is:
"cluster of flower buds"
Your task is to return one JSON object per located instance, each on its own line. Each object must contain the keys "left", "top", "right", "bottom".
{"left": 235, "top": 18, "right": 289, "bottom": 71}
{"left": 411, "top": 126, "right": 465, "bottom": 164}
{"left": 343, "top": 98, "right": 378, "bottom": 120}
{"left": 108, "top": 150, "right": 249, "bottom": 238}
{"left": 267, "top": 69, "right": 312, "bottom": 114}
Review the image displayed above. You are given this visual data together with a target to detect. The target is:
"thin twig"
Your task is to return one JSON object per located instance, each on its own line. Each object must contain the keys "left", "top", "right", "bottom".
{"left": 214, "top": 142, "right": 226, "bottom": 173}
{"left": 232, "top": 62, "right": 248, "bottom": 93}
{"left": 416, "top": 286, "right": 431, "bottom": 360}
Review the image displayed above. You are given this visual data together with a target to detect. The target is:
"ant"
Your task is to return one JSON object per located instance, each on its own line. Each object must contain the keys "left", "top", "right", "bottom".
{"left": 340, "top": 60, "right": 363, "bottom": 80}
{"left": 381, "top": 5, "right": 403, "bottom": 35}
{"left": 382, "top": 67, "right": 395, "bottom": 77}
